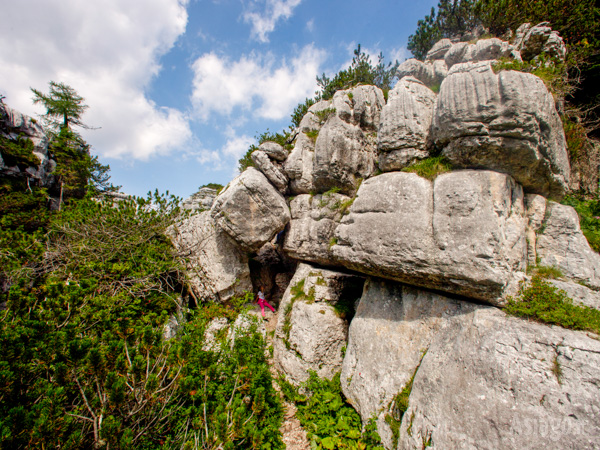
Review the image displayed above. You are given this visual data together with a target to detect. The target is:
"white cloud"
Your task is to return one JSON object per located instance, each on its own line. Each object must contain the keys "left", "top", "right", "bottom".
{"left": 390, "top": 46, "right": 410, "bottom": 63}
{"left": 0, "top": 0, "right": 191, "bottom": 160}
{"left": 190, "top": 44, "right": 326, "bottom": 121}
{"left": 306, "top": 19, "right": 315, "bottom": 32}
{"left": 243, "top": 0, "right": 303, "bottom": 43}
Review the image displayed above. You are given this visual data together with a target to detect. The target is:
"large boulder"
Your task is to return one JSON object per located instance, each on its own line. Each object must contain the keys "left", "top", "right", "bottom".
{"left": 284, "top": 100, "right": 332, "bottom": 194}
{"left": 274, "top": 263, "right": 364, "bottom": 385}
{"left": 312, "top": 85, "right": 384, "bottom": 194}
{"left": 398, "top": 307, "right": 600, "bottom": 449}
{"left": 182, "top": 187, "right": 219, "bottom": 211}
{"left": 332, "top": 170, "right": 527, "bottom": 304}
{"left": 341, "top": 279, "right": 477, "bottom": 448}
{"left": 283, "top": 192, "right": 350, "bottom": 266}
{"left": 251, "top": 150, "right": 288, "bottom": 193}
{"left": 516, "top": 22, "right": 567, "bottom": 62}
{"left": 167, "top": 211, "right": 251, "bottom": 302}
{"left": 377, "top": 76, "right": 437, "bottom": 171}
{"left": 432, "top": 61, "right": 570, "bottom": 198}
{"left": 210, "top": 167, "right": 290, "bottom": 252}
{"left": 396, "top": 59, "right": 448, "bottom": 90}
{"left": 536, "top": 202, "right": 600, "bottom": 289}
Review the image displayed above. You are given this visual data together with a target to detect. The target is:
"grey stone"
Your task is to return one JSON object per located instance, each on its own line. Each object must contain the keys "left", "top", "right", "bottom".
{"left": 398, "top": 307, "right": 600, "bottom": 450}
{"left": 525, "top": 194, "right": 547, "bottom": 265}
{"left": 396, "top": 59, "right": 448, "bottom": 90}
{"left": 251, "top": 150, "right": 288, "bottom": 193}
{"left": 377, "top": 76, "right": 437, "bottom": 171}
{"left": 182, "top": 187, "right": 219, "bottom": 211}
{"left": 433, "top": 61, "right": 570, "bottom": 198}
{"left": 259, "top": 140, "right": 288, "bottom": 161}
{"left": 167, "top": 211, "right": 251, "bottom": 302}
{"left": 284, "top": 100, "right": 332, "bottom": 194}
{"left": 425, "top": 38, "right": 453, "bottom": 61}
{"left": 332, "top": 170, "right": 528, "bottom": 304}
{"left": 340, "top": 279, "right": 477, "bottom": 449}
{"left": 518, "top": 22, "right": 567, "bottom": 62}
{"left": 444, "top": 42, "right": 474, "bottom": 68}
{"left": 211, "top": 167, "right": 290, "bottom": 252}
{"left": 283, "top": 193, "right": 350, "bottom": 266}
{"left": 549, "top": 279, "right": 600, "bottom": 311}
{"left": 537, "top": 202, "right": 600, "bottom": 289}
{"left": 274, "top": 263, "right": 363, "bottom": 385}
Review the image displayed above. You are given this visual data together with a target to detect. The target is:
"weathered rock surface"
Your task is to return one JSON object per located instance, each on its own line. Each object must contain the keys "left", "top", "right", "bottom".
{"left": 377, "top": 76, "right": 437, "bottom": 171}
{"left": 525, "top": 193, "right": 547, "bottom": 265}
{"left": 537, "top": 202, "right": 600, "bottom": 289}
{"left": 396, "top": 58, "right": 448, "bottom": 89}
{"left": 182, "top": 187, "right": 219, "bottom": 211}
{"left": 341, "top": 279, "right": 477, "bottom": 448}
{"left": 167, "top": 211, "right": 251, "bottom": 302}
{"left": 251, "top": 150, "right": 288, "bottom": 193}
{"left": 312, "top": 86, "right": 384, "bottom": 194}
{"left": 283, "top": 193, "right": 350, "bottom": 266}
{"left": 284, "top": 100, "right": 332, "bottom": 194}
{"left": 432, "top": 61, "right": 570, "bottom": 198}
{"left": 425, "top": 38, "right": 453, "bottom": 61}
{"left": 274, "top": 263, "right": 363, "bottom": 385}
{"left": 549, "top": 279, "right": 600, "bottom": 311}
{"left": 399, "top": 307, "right": 600, "bottom": 450}
{"left": 211, "top": 168, "right": 290, "bottom": 252}
{"left": 332, "top": 170, "right": 527, "bottom": 304}
{"left": 259, "top": 141, "right": 288, "bottom": 161}
{"left": 516, "top": 22, "right": 567, "bottom": 62}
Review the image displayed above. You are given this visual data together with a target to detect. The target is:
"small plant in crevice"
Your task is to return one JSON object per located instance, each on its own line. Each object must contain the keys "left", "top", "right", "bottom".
{"left": 314, "top": 107, "right": 336, "bottom": 124}
{"left": 552, "top": 352, "right": 563, "bottom": 384}
{"left": 527, "top": 264, "right": 564, "bottom": 280}
{"left": 561, "top": 195, "right": 600, "bottom": 253}
{"left": 401, "top": 156, "right": 452, "bottom": 180}
{"left": 305, "top": 129, "right": 320, "bottom": 143}
{"left": 504, "top": 276, "right": 600, "bottom": 334}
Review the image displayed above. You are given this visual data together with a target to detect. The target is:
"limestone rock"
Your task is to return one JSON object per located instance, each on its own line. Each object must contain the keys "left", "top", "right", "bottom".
{"left": 167, "top": 211, "right": 251, "bottom": 302}
{"left": 211, "top": 167, "right": 290, "bottom": 252}
{"left": 399, "top": 307, "right": 600, "bottom": 449}
{"left": 549, "top": 279, "right": 600, "bottom": 311}
{"left": 432, "top": 61, "right": 570, "bottom": 198}
{"left": 341, "top": 279, "right": 477, "bottom": 448}
{"left": 536, "top": 202, "right": 600, "bottom": 289}
{"left": 525, "top": 193, "right": 547, "bottom": 265}
{"left": 377, "top": 76, "right": 437, "bottom": 171}
{"left": 332, "top": 170, "right": 527, "bottom": 304}
{"left": 182, "top": 187, "right": 219, "bottom": 211}
{"left": 396, "top": 58, "right": 447, "bottom": 89}
{"left": 517, "top": 22, "right": 567, "bottom": 62}
{"left": 284, "top": 100, "right": 332, "bottom": 194}
{"left": 444, "top": 41, "right": 474, "bottom": 67}
{"left": 283, "top": 193, "right": 350, "bottom": 266}
{"left": 274, "top": 263, "right": 364, "bottom": 385}
{"left": 259, "top": 140, "right": 288, "bottom": 161}
{"left": 425, "top": 38, "right": 452, "bottom": 61}
{"left": 251, "top": 150, "right": 288, "bottom": 193}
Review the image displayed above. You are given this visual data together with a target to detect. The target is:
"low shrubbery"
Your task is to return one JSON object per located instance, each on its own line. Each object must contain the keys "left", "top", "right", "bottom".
{"left": 401, "top": 156, "right": 452, "bottom": 180}
{"left": 562, "top": 195, "right": 600, "bottom": 252}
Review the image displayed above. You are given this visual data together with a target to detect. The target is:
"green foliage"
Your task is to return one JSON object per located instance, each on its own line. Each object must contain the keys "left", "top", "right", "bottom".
{"left": 198, "top": 182, "right": 224, "bottom": 194}
{"left": 401, "top": 156, "right": 452, "bottom": 180}
{"left": 528, "top": 265, "right": 564, "bottom": 280}
{"left": 314, "top": 107, "right": 337, "bottom": 124}
{"left": 31, "top": 81, "right": 89, "bottom": 130}
{"left": 562, "top": 195, "right": 600, "bottom": 252}
{"left": 238, "top": 129, "right": 292, "bottom": 173}
{"left": 0, "top": 134, "right": 39, "bottom": 169}
{"left": 562, "top": 115, "right": 588, "bottom": 163}
{"left": 0, "top": 191, "right": 284, "bottom": 448}
{"left": 492, "top": 57, "right": 571, "bottom": 98}
{"left": 280, "top": 372, "right": 384, "bottom": 449}
{"left": 291, "top": 97, "right": 316, "bottom": 128}
{"left": 504, "top": 276, "right": 600, "bottom": 334}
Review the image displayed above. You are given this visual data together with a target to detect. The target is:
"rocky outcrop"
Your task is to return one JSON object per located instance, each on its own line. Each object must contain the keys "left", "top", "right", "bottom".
{"left": 396, "top": 59, "right": 448, "bottom": 90}
{"left": 515, "top": 22, "right": 567, "bottom": 62}
{"left": 432, "top": 61, "right": 570, "bottom": 198}
{"left": 399, "top": 307, "right": 600, "bottom": 449}
{"left": 167, "top": 211, "right": 251, "bottom": 302}
{"left": 283, "top": 192, "right": 350, "bottom": 266}
{"left": 333, "top": 170, "right": 527, "bottom": 304}
{"left": 341, "top": 279, "right": 477, "bottom": 448}
{"left": 274, "top": 263, "right": 363, "bottom": 385}
{"left": 312, "top": 85, "right": 384, "bottom": 194}
{"left": 210, "top": 167, "right": 290, "bottom": 252}
{"left": 182, "top": 187, "right": 219, "bottom": 211}
{"left": 537, "top": 202, "right": 600, "bottom": 289}
{"left": 377, "top": 77, "right": 437, "bottom": 171}
{"left": 251, "top": 150, "right": 288, "bottom": 193}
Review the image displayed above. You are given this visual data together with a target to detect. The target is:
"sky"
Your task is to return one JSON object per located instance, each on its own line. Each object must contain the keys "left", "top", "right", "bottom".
{"left": 1, "top": 0, "right": 437, "bottom": 200}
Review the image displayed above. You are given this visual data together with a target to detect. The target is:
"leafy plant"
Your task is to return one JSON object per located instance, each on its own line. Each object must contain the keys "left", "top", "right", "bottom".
{"left": 305, "top": 129, "right": 320, "bottom": 142}
{"left": 314, "top": 107, "right": 337, "bottom": 124}
{"left": 505, "top": 276, "right": 600, "bottom": 334}
{"left": 562, "top": 195, "right": 600, "bottom": 252}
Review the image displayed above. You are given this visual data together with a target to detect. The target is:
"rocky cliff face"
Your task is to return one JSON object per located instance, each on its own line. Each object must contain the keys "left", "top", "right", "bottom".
{"left": 170, "top": 24, "right": 600, "bottom": 449}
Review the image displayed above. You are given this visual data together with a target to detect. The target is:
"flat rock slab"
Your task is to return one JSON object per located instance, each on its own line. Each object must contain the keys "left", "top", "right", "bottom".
{"left": 211, "top": 167, "right": 290, "bottom": 252}
{"left": 332, "top": 170, "right": 527, "bottom": 304}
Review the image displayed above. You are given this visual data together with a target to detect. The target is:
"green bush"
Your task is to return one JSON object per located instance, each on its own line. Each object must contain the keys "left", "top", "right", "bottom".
{"left": 401, "top": 156, "right": 452, "bottom": 180}
{"left": 279, "top": 372, "right": 383, "bottom": 449}
{"left": 562, "top": 195, "right": 600, "bottom": 252}
{"left": 505, "top": 276, "right": 600, "bottom": 334}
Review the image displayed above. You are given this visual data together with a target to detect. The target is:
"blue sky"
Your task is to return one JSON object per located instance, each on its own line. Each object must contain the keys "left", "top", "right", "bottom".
{"left": 1, "top": 0, "right": 437, "bottom": 200}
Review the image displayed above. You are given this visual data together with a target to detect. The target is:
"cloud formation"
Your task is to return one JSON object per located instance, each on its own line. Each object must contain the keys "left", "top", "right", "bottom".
{"left": 190, "top": 44, "right": 325, "bottom": 121}
{"left": 243, "top": 0, "right": 303, "bottom": 42}
{"left": 0, "top": 0, "right": 192, "bottom": 160}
